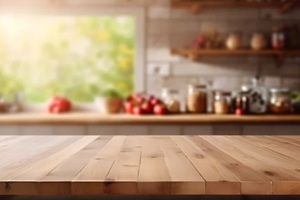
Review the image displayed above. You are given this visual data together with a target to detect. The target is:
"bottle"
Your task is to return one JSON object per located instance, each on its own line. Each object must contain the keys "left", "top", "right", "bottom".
{"left": 247, "top": 76, "right": 268, "bottom": 114}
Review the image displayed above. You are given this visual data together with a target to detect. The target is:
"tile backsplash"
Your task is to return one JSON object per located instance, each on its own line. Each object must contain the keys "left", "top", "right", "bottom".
{"left": 146, "top": 1, "right": 300, "bottom": 100}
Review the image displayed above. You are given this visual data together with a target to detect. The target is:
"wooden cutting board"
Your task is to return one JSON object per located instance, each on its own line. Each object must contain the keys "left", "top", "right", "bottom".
{"left": 0, "top": 135, "right": 299, "bottom": 195}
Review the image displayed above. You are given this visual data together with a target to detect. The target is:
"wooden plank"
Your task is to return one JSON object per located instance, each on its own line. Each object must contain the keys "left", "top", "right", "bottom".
{"left": 137, "top": 136, "right": 172, "bottom": 195}
{"left": 207, "top": 136, "right": 300, "bottom": 195}
{"left": 172, "top": 136, "right": 240, "bottom": 195}
{"left": 0, "top": 136, "right": 83, "bottom": 180}
{"left": 0, "top": 136, "right": 55, "bottom": 167}
{"left": 275, "top": 136, "right": 300, "bottom": 147}
{"left": 159, "top": 136, "right": 205, "bottom": 194}
{"left": 1, "top": 136, "right": 300, "bottom": 196}
{"left": 246, "top": 136, "right": 300, "bottom": 162}
{"left": 189, "top": 136, "right": 272, "bottom": 195}
{"left": 2, "top": 136, "right": 98, "bottom": 195}
{"left": 41, "top": 136, "right": 112, "bottom": 181}
{"left": 104, "top": 136, "right": 142, "bottom": 195}
{"left": 72, "top": 136, "right": 127, "bottom": 195}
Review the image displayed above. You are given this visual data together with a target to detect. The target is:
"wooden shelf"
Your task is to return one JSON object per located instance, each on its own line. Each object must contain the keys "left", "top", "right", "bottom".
{"left": 172, "top": 0, "right": 299, "bottom": 14}
{"left": 171, "top": 48, "right": 300, "bottom": 61}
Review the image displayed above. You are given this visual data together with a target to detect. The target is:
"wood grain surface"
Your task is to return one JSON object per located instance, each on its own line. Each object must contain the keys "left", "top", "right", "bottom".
{"left": 0, "top": 113, "right": 300, "bottom": 124}
{"left": 0, "top": 135, "right": 300, "bottom": 195}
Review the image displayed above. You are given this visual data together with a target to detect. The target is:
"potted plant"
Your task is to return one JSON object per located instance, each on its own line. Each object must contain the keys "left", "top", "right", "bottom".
{"left": 95, "top": 89, "right": 124, "bottom": 114}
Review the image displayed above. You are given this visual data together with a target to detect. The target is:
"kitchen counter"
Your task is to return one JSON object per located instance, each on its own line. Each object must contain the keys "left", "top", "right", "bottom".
{"left": 0, "top": 135, "right": 300, "bottom": 195}
{"left": 0, "top": 113, "right": 300, "bottom": 124}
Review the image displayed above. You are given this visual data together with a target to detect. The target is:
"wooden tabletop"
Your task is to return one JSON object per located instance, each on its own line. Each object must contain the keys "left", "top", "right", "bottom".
{"left": 0, "top": 113, "right": 300, "bottom": 124}
{"left": 0, "top": 135, "right": 300, "bottom": 196}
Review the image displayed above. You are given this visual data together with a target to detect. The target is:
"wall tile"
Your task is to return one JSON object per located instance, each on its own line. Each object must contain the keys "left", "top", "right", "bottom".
{"left": 147, "top": 19, "right": 170, "bottom": 35}
{"left": 263, "top": 76, "right": 282, "bottom": 88}
{"left": 148, "top": 7, "right": 170, "bottom": 19}
{"left": 282, "top": 78, "right": 300, "bottom": 89}
{"left": 147, "top": 34, "right": 170, "bottom": 48}
{"left": 147, "top": 47, "right": 182, "bottom": 62}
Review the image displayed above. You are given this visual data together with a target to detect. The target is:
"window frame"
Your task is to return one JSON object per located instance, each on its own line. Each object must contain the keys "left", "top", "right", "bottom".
{"left": 0, "top": 6, "right": 145, "bottom": 110}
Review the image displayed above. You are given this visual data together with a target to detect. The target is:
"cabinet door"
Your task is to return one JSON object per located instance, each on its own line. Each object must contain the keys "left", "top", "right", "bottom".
{"left": 53, "top": 125, "right": 86, "bottom": 135}
{"left": 0, "top": 125, "right": 20, "bottom": 135}
{"left": 182, "top": 125, "right": 213, "bottom": 135}
{"left": 213, "top": 125, "right": 242, "bottom": 135}
{"left": 87, "top": 125, "right": 116, "bottom": 135}
{"left": 115, "top": 125, "right": 149, "bottom": 135}
{"left": 20, "top": 125, "right": 53, "bottom": 135}
{"left": 148, "top": 125, "right": 181, "bottom": 135}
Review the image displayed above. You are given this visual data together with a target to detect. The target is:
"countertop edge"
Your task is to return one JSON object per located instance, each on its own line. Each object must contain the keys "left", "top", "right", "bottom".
{"left": 0, "top": 113, "right": 299, "bottom": 124}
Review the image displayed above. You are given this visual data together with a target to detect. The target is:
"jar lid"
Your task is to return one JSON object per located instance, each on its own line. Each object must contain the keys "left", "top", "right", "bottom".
{"left": 188, "top": 84, "right": 206, "bottom": 89}
{"left": 214, "top": 90, "right": 230, "bottom": 96}
{"left": 270, "top": 88, "right": 290, "bottom": 93}
{"left": 241, "top": 85, "right": 251, "bottom": 92}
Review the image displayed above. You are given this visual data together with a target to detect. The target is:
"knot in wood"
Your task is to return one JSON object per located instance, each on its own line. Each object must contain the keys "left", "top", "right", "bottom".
{"left": 194, "top": 153, "right": 204, "bottom": 159}
{"left": 264, "top": 171, "right": 275, "bottom": 176}
{"left": 149, "top": 154, "right": 158, "bottom": 158}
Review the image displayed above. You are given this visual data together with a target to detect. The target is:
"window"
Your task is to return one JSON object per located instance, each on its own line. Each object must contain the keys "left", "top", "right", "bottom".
{"left": 0, "top": 8, "right": 145, "bottom": 103}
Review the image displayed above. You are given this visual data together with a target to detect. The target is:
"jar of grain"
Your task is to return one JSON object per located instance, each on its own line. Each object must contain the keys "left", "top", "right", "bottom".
{"left": 186, "top": 84, "right": 207, "bottom": 113}
{"left": 214, "top": 91, "right": 230, "bottom": 114}
{"left": 161, "top": 88, "right": 181, "bottom": 114}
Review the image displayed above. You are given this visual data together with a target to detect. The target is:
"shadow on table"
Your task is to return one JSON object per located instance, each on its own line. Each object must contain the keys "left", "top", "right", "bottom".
{"left": 0, "top": 196, "right": 299, "bottom": 200}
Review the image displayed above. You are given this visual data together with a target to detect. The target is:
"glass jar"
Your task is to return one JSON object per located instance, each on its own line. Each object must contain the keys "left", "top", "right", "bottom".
{"left": 214, "top": 91, "right": 230, "bottom": 114}
{"left": 269, "top": 88, "right": 291, "bottom": 114}
{"left": 251, "top": 33, "right": 267, "bottom": 50}
{"left": 226, "top": 33, "right": 242, "bottom": 50}
{"left": 242, "top": 77, "right": 268, "bottom": 114}
{"left": 186, "top": 84, "right": 207, "bottom": 113}
{"left": 161, "top": 88, "right": 181, "bottom": 114}
{"left": 235, "top": 90, "right": 250, "bottom": 115}
{"left": 272, "top": 27, "right": 285, "bottom": 50}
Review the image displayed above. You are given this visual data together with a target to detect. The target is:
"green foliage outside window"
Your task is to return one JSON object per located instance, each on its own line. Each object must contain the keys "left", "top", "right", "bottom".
{"left": 0, "top": 15, "right": 135, "bottom": 102}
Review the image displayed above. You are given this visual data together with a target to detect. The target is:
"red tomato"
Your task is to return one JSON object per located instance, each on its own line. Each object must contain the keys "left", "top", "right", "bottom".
{"left": 133, "top": 106, "right": 143, "bottom": 115}
{"left": 48, "top": 96, "right": 72, "bottom": 113}
{"left": 153, "top": 104, "right": 168, "bottom": 115}
{"left": 141, "top": 101, "right": 153, "bottom": 114}
{"left": 124, "top": 102, "right": 134, "bottom": 114}
{"left": 235, "top": 108, "right": 244, "bottom": 116}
